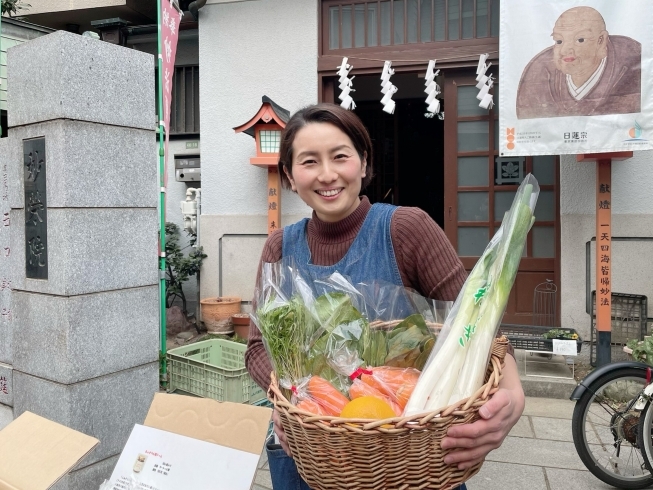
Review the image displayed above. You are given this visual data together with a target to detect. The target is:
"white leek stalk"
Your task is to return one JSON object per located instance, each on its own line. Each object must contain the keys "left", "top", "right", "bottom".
{"left": 404, "top": 175, "right": 538, "bottom": 415}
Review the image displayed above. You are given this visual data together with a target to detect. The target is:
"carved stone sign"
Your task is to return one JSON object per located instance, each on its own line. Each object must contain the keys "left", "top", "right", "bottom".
{"left": 24, "top": 138, "right": 48, "bottom": 279}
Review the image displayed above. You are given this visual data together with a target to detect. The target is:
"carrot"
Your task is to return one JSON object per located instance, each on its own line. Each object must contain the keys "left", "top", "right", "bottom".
{"left": 359, "top": 372, "right": 387, "bottom": 395}
{"left": 349, "top": 378, "right": 386, "bottom": 399}
{"left": 296, "top": 398, "right": 326, "bottom": 415}
{"left": 349, "top": 379, "right": 402, "bottom": 416}
{"left": 369, "top": 366, "right": 420, "bottom": 386}
{"left": 361, "top": 367, "right": 420, "bottom": 410}
{"left": 394, "top": 382, "right": 417, "bottom": 410}
{"left": 307, "top": 376, "right": 349, "bottom": 416}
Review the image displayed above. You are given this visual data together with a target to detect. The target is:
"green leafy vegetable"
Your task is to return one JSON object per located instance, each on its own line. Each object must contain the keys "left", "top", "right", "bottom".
{"left": 626, "top": 337, "right": 653, "bottom": 366}
{"left": 306, "top": 292, "right": 369, "bottom": 391}
{"left": 256, "top": 294, "right": 314, "bottom": 385}
{"left": 384, "top": 314, "right": 436, "bottom": 370}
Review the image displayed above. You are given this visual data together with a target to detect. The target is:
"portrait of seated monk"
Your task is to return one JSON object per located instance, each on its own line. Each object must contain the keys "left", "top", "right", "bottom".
{"left": 516, "top": 6, "right": 641, "bottom": 119}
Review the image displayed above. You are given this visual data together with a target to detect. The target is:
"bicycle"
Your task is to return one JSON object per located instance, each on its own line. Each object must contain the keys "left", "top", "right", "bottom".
{"left": 571, "top": 360, "right": 653, "bottom": 489}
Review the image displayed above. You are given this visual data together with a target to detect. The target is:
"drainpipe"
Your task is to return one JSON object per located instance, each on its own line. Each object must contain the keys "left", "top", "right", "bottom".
{"left": 188, "top": 0, "right": 207, "bottom": 21}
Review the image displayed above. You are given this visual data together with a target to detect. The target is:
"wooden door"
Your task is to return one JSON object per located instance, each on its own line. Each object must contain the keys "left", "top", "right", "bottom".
{"left": 443, "top": 71, "right": 561, "bottom": 326}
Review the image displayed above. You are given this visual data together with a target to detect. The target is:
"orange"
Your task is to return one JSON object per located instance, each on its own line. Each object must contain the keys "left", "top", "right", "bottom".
{"left": 339, "top": 396, "right": 397, "bottom": 420}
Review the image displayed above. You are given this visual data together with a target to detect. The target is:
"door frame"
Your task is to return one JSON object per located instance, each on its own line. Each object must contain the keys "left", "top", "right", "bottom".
{"left": 442, "top": 69, "right": 562, "bottom": 324}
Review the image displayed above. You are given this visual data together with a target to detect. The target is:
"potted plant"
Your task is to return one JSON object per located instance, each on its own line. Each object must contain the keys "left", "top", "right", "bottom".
{"left": 200, "top": 296, "right": 242, "bottom": 333}
{"left": 231, "top": 313, "right": 251, "bottom": 340}
{"left": 165, "top": 222, "right": 207, "bottom": 335}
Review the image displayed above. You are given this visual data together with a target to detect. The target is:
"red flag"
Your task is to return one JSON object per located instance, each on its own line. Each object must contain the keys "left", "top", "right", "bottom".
{"left": 160, "top": 0, "right": 182, "bottom": 190}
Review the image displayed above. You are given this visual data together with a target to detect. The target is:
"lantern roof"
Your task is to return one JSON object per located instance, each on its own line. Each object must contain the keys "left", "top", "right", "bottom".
{"left": 233, "top": 96, "right": 290, "bottom": 138}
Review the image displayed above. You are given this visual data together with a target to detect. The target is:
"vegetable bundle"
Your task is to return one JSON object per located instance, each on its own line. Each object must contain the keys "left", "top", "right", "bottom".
{"left": 252, "top": 263, "right": 451, "bottom": 412}
{"left": 405, "top": 174, "right": 539, "bottom": 415}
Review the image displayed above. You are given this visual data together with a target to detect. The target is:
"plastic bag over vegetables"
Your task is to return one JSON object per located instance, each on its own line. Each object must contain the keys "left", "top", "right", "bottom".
{"left": 405, "top": 174, "right": 539, "bottom": 415}
{"left": 305, "top": 274, "right": 451, "bottom": 390}
{"left": 294, "top": 375, "right": 351, "bottom": 416}
{"left": 252, "top": 258, "right": 318, "bottom": 394}
{"left": 304, "top": 272, "right": 371, "bottom": 393}
{"left": 358, "top": 280, "right": 451, "bottom": 371}
{"left": 349, "top": 366, "right": 420, "bottom": 415}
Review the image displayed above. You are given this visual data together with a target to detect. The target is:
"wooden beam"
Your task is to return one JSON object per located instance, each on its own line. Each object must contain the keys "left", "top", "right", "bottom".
{"left": 576, "top": 151, "right": 633, "bottom": 162}
{"left": 267, "top": 167, "right": 281, "bottom": 234}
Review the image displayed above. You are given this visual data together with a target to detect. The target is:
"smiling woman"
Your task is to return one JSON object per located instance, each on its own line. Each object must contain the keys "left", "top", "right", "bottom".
{"left": 283, "top": 123, "right": 367, "bottom": 223}
{"left": 244, "top": 103, "right": 522, "bottom": 490}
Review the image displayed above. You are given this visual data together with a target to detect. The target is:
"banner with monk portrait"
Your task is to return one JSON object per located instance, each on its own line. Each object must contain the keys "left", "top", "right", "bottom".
{"left": 499, "top": 1, "right": 653, "bottom": 156}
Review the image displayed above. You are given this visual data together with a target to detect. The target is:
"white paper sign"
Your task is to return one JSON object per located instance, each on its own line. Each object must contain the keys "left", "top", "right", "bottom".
{"left": 552, "top": 339, "right": 578, "bottom": 356}
{"left": 108, "top": 424, "right": 260, "bottom": 490}
{"left": 499, "top": 0, "right": 653, "bottom": 155}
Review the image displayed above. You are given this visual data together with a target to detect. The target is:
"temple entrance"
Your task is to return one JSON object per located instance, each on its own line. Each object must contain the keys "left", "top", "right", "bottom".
{"left": 353, "top": 73, "right": 445, "bottom": 227}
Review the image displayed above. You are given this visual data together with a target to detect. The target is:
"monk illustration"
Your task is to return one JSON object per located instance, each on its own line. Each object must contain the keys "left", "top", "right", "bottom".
{"left": 517, "top": 6, "right": 641, "bottom": 119}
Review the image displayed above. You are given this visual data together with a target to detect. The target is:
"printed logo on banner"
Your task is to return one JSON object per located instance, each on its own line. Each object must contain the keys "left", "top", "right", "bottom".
{"left": 625, "top": 121, "right": 647, "bottom": 142}
{"left": 506, "top": 128, "right": 515, "bottom": 150}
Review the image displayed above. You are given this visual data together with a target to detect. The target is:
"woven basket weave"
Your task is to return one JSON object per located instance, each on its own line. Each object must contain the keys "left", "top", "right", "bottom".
{"left": 269, "top": 336, "right": 509, "bottom": 490}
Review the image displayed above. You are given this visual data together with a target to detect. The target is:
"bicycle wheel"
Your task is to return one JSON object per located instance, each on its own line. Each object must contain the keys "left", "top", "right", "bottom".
{"left": 637, "top": 400, "right": 653, "bottom": 474}
{"left": 572, "top": 367, "right": 653, "bottom": 489}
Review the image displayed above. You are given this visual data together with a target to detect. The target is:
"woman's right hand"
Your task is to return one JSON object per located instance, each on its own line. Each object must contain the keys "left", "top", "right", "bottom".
{"left": 273, "top": 408, "right": 292, "bottom": 456}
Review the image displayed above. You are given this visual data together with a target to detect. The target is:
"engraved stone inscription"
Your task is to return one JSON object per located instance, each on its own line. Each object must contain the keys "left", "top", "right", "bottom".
{"left": 24, "top": 138, "right": 48, "bottom": 279}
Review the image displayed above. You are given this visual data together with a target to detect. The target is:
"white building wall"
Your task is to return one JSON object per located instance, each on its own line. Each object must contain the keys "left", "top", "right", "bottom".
{"left": 130, "top": 35, "right": 202, "bottom": 315}
{"left": 198, "top": 0, "right": 316, "bottom": 309}
{"left": 560, "top": 151, "right": 653, "bottom": 339}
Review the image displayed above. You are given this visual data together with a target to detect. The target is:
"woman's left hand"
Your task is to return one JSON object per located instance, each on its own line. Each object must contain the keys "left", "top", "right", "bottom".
{"left": 440, "top": 355, "right": 525, "bottom": 470}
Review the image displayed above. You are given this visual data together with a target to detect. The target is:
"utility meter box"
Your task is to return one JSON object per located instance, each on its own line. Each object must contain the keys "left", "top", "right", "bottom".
{"left": 175, "top": 156, "right": 201, "bottom": 182}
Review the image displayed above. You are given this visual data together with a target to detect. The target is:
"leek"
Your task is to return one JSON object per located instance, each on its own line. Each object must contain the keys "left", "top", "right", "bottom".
{"left": 404, "top": 175, "right": 539, "bottom": 415}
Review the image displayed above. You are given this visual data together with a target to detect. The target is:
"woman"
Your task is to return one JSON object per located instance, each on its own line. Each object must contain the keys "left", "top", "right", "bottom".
{"left": 245, "top": 103, "right": 524, "bottom": 490}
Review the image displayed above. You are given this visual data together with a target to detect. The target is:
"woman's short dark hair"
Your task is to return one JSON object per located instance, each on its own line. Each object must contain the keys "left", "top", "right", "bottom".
{"left": 278, "top": 103, "right": 374, "bottom": 190}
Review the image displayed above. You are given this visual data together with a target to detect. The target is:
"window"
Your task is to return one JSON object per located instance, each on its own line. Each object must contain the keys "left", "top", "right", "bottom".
{"left": 156, "top": 65, "right": 200, "bottom": 135}
{"left": 259, "top": 130, "right": 281, "bottom": 153}
{"left": 170, "top": 65, "right": 200, "bottom": 135}
{"left": 453, "top": 83, "right": 557, "bottom": 259}
{"left": 326, "top": 0, "right": 499, "bottom": 49}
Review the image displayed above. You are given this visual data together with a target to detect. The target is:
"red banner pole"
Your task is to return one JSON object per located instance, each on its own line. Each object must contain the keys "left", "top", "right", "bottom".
{"left": 595, "top": 158, "right": 612, "bottom": 366}
{"left": 578, "top": 151, "right": 632, "bottom": 366}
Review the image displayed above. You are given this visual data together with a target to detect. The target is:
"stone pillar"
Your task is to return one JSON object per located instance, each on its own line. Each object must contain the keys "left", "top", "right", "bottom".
{"left": 2, "top": 31, "right": 159, "bottom": 489}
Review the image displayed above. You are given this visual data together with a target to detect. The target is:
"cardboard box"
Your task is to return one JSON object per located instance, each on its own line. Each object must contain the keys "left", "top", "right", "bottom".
{"left": 107, "top": 393, "right": 272, "bottom": 490}
{"left": 0, "top": 411, "right": 99, "bottom": 490}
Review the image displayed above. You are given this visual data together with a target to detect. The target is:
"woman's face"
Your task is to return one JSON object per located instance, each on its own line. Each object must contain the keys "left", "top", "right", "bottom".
{"left": 286, "top": 122, "right": 366, "bottom": 223}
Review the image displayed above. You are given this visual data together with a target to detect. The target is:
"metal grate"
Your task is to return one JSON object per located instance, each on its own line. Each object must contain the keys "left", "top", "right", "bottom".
{"left": 170, "top": 65, "right": 200, "bottom": 135}
{"left": 590, "top": 291, "right": 648, "bottom": 366}
{"left": 532, "top": 280, "right": 557, "bottom": 328}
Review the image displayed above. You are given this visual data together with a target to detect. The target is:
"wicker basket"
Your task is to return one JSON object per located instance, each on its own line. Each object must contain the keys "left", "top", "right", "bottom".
{"left": 269, "top": 336, "right": 509, "bottom": 490}
{"left": 369, "top": 319, "right": 444, "bottom": 333}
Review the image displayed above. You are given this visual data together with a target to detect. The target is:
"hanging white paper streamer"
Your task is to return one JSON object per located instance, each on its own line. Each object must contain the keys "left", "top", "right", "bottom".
{"left": 475, "top": 53, "right": 492, "bottom": 80}
{"left": 380, "top": 61, "right": 397, "bottom": 114}
{"left": 338, "top": 57, "right": 356, "bottom": 110}
{"left": 382, "top": 99, "right": 396, "bottom": 114}
{"left": 424, "top": 59, "right": 441, "bottom": 115}
{"left": 475, "top": 53, "right": 494, "bottom": 110}
{"left": 476, "top": 79, "right": 493, "bottom": 101}
{"left": 427, "top": 99, "right": 441, "bottom": 114}
{"left": 479, "top": 93, "right": 494, "bottom": 110}
{"left": 425, "top": 59, "right": 437, "bottom": 85}
{"left": 338, "top": 57, "right": 352, "bottom": 78}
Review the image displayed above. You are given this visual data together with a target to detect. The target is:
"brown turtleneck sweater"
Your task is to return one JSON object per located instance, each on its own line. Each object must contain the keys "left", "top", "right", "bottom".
{"left": 245, "top": 196, "right": 468, "bottom": 390}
